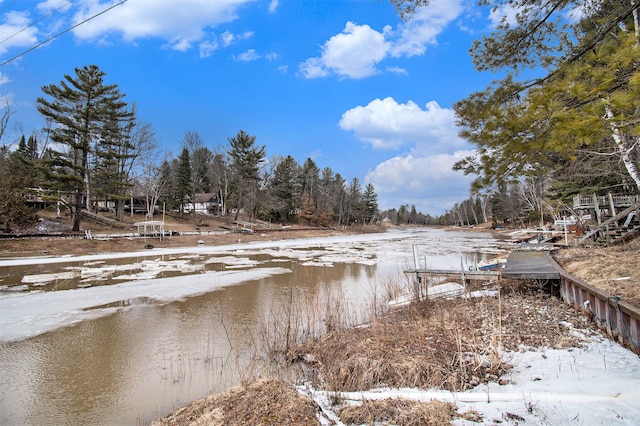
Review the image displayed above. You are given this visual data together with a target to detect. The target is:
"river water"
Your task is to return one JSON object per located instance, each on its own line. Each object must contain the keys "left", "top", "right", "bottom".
{"left": 0, "top": 228, "right": 507, "bottom": 425}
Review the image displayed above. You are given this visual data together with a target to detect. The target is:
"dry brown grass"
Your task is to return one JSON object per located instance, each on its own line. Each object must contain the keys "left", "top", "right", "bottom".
{"left": 554, "top": 238, "right": 640, "bottom": 306}
{"left": 0, "top": 210, "right": 341, "bottom": 258}
{"left": 151, "top": 377, "right": 320, "bottom": 426}
{"left": 288, "top": 285, "right": 590, "bottom": 393}
{"left": 339, "top": 398, "right": 458, "bottom": 426}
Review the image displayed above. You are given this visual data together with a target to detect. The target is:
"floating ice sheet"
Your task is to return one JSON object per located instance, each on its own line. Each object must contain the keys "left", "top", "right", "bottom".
{"left": 0, "top": 267, "right": 291, "bottom": 344}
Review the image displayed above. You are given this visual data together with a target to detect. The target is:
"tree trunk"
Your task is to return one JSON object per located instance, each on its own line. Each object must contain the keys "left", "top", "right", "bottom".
{"left": 115, "top": 199, "right": 124, "bottom": 222}
{"left": 480, "top": 196, "right": 488, "bottom": 223}
{"left": 605, "top": 104, "right": 640, "bottom": 191}
{"left": 73, "top": 191, "right": 82, "bottom": 232}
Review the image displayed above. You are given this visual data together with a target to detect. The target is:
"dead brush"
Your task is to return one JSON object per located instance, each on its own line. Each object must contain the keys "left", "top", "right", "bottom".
{"left": 286, "top": 272, "right": 593, "bottom": 394}
{"left": 254, "top": 286, "right": 356, "bottom": 362}
{"left": 338, "top": 398, "right": 458, "bottom": 426}
{"left": 151, "top": 377, "right": 320, "bottom": 426}
{"left": 289, "top": 293, "right": 514, "bottom": 393}
{"left": 367, "top": 275, "right": 404, "bottom": 319}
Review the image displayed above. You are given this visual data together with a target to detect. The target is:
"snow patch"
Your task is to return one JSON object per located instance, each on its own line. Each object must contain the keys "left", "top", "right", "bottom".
{"left": 302, "top": 336, "right": 640, "bottom": 425}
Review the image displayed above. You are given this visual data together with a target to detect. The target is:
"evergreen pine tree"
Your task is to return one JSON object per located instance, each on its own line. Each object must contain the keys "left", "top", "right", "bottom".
{"left": 175, "top": 147, "right": 192, "bottom": 214}
{"left": 362, "top": 183, "right": 379, "bottom": 224}
{"left": 36, "top": 65, "right": 129, "bottom": 231}
{"left": 228, "top": 130, "right": 265, "bottom": 221}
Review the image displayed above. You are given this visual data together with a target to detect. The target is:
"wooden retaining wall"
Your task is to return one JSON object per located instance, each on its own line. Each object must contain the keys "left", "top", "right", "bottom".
{"left": 551, "top": 258, "right": 640, "bottom": 354}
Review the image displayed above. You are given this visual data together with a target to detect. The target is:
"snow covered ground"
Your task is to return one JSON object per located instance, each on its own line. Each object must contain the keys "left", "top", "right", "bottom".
{"left": 301, "top": 329, "right": 640, "bottom": 425}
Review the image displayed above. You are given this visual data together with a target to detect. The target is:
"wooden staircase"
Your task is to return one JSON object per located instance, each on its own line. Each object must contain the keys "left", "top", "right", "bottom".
{"left": 576, "top": 202, "right": 640, "bottom": 245}
{"left": 81, "top": 210, "right": 125, "bottom": 229}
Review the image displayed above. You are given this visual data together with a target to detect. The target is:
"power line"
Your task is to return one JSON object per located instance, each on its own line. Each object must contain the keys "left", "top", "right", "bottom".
{"left": 0, "top": 0, "right": 128, "bottom": 67}
{"left": 0, "top": 2, "right": 72, "bottom": 45}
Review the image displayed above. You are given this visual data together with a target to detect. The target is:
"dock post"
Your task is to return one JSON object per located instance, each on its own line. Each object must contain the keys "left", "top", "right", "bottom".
{"left": 593, "top": 193, "right": 602, "bottom": 225}
{"left": 412, "top": 245, "right": 424, "bottom": 301}
{"left": 412, "top": 244, "right": 420, "bottom": 270}
{"left": 460, "top": 257, "right": 466, "bottom": 293}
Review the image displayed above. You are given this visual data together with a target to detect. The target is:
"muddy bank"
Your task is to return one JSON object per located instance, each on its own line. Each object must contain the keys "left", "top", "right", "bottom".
{"left": 0, "top": 210, "right": 365, "bottom": 258}
{"left": 0, "top": 227, "right": 342, "bottom": 258}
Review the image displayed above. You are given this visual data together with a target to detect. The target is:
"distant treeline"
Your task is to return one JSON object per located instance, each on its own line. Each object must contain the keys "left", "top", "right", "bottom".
{"left": 0, "top": 65, "right": 380, "bottom": 232}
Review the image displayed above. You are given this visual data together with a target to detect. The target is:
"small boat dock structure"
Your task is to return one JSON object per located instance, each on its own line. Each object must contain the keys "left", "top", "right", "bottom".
{"left": 571, "top": 193, "right": 640, "bottom": 245}
{"left": 405, "top": 244, "right": 640, "bottom": 353}
{"left": 501, "top": 249, "right": 560, "bottom": 280}
{"left": 133, "top": 221, "right": 166, "bottom": 239}
{"left": 406, "top": 246, "right": 560, "bottom": 285}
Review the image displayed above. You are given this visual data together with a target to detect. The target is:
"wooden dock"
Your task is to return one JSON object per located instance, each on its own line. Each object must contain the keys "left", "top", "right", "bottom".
{"left": 501, "top": 249, "right": 560, "bottom": 280}
{"left": 407, "top": 248, "right": 560, "bottom": 282}
{"left": 405, "top": 244, "right": 640, "bottom": 353}
{"left": 408, "top": 269, "right": 499, "bottom": 279}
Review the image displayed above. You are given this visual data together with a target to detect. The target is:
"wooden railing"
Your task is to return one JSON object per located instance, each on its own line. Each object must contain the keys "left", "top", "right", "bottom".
{"left": 551, "top": 258, "right": 640, "bottom": 354}
{"left": 573, "top": 193, "right": 640, "bottom": 210}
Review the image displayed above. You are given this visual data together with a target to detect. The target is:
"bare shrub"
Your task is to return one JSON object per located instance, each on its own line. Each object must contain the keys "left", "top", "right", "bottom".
{"left": 366, "top": 275, "right": 404, "bottom": 319}
{"left": 255, "top": 288, "right": 308, "bottom": 360}
{"left": 254, "top": 286, "right": 357, "bottom": 362}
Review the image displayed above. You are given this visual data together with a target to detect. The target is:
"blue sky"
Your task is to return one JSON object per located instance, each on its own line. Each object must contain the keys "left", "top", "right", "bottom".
{"left": 0, "top": 0, "right": 504, "bottom": 215}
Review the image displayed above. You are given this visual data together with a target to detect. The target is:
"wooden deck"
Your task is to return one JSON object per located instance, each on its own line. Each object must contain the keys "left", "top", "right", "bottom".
{"left": 501, "top": 249, "right": 561, "bottom": 280}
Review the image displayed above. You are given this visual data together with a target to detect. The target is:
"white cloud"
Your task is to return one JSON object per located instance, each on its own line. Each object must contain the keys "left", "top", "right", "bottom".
{"left": 268, "top": 0, "right": 279, "bottom": 14}
{"left": 0, "top": 92, "right": 13, "bottom": 109}
{"left": 236, "top": 48, "right": 260, "bottom": 61}
{"left": 265, "top": 51, "right": 278, "bottom": 61}
{"left": 298, "top": 57, "right": 328, "bottom": 79}
{"left": 0, "top": 11, "right": 39, "bottom": 54}
{"left": 566, "top": 4, "right": 585, "bottom": 23}
{"left": 366, "top": 150, "right": 474, "bottom": 214}
{"left": 171, "top": 38, "right": 192, "bottom": 52}
{"left": 299, "top": 0, "right": 463, "bottom": 79}
{"left": 308, "top": 149, "right": 322, "bottom": 161}
{"left": 339, "top": 97, "right": 463, "bottom": 151}
{"left": 221, "top": 30, "right": 235, "bottom": 46}
{"left": 488, "top": 3, "right": 519, "bottom": 28}
{"left": 390, "top": 0, "right": 464, "bottom": 57}
{"left": 0, "top": 72, "right": 11, "bottom": 86}
{"left": 220, "top": 30, "right": 254, "bottom": 47}
{"left": 199, "top": 39, "right": 219, "bottom": 58}
{"left": 386, "top": 66, "right": 408, "bottom": 75}
{"left": 36, "top": 0, "right": 72, "bottom": 12}
{"left": 299, "top": 22, "right": 391, "bottom": 79}
{"left": 340, "top": 95, "right": 473, "bottom": 214}
{"left": 70, "top": 0, "right": 255, "bottom": 49}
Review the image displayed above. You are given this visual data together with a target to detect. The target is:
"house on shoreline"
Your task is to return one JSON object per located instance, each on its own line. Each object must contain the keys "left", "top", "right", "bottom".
{"left": 181, "top": 192, "right": 224, "bottom": 216}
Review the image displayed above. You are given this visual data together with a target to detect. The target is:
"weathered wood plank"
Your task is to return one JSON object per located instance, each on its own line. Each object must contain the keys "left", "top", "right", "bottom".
{"left": 502, "top": 250, "right": 560, "bottom": 280}
{"left": 406, "top": 269, "right": 499, "bottom": 280}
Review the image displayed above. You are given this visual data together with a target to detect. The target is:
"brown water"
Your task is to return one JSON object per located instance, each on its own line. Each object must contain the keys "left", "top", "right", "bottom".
{"left": 0, "top": 230, "right": 504, "bottom": 425}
